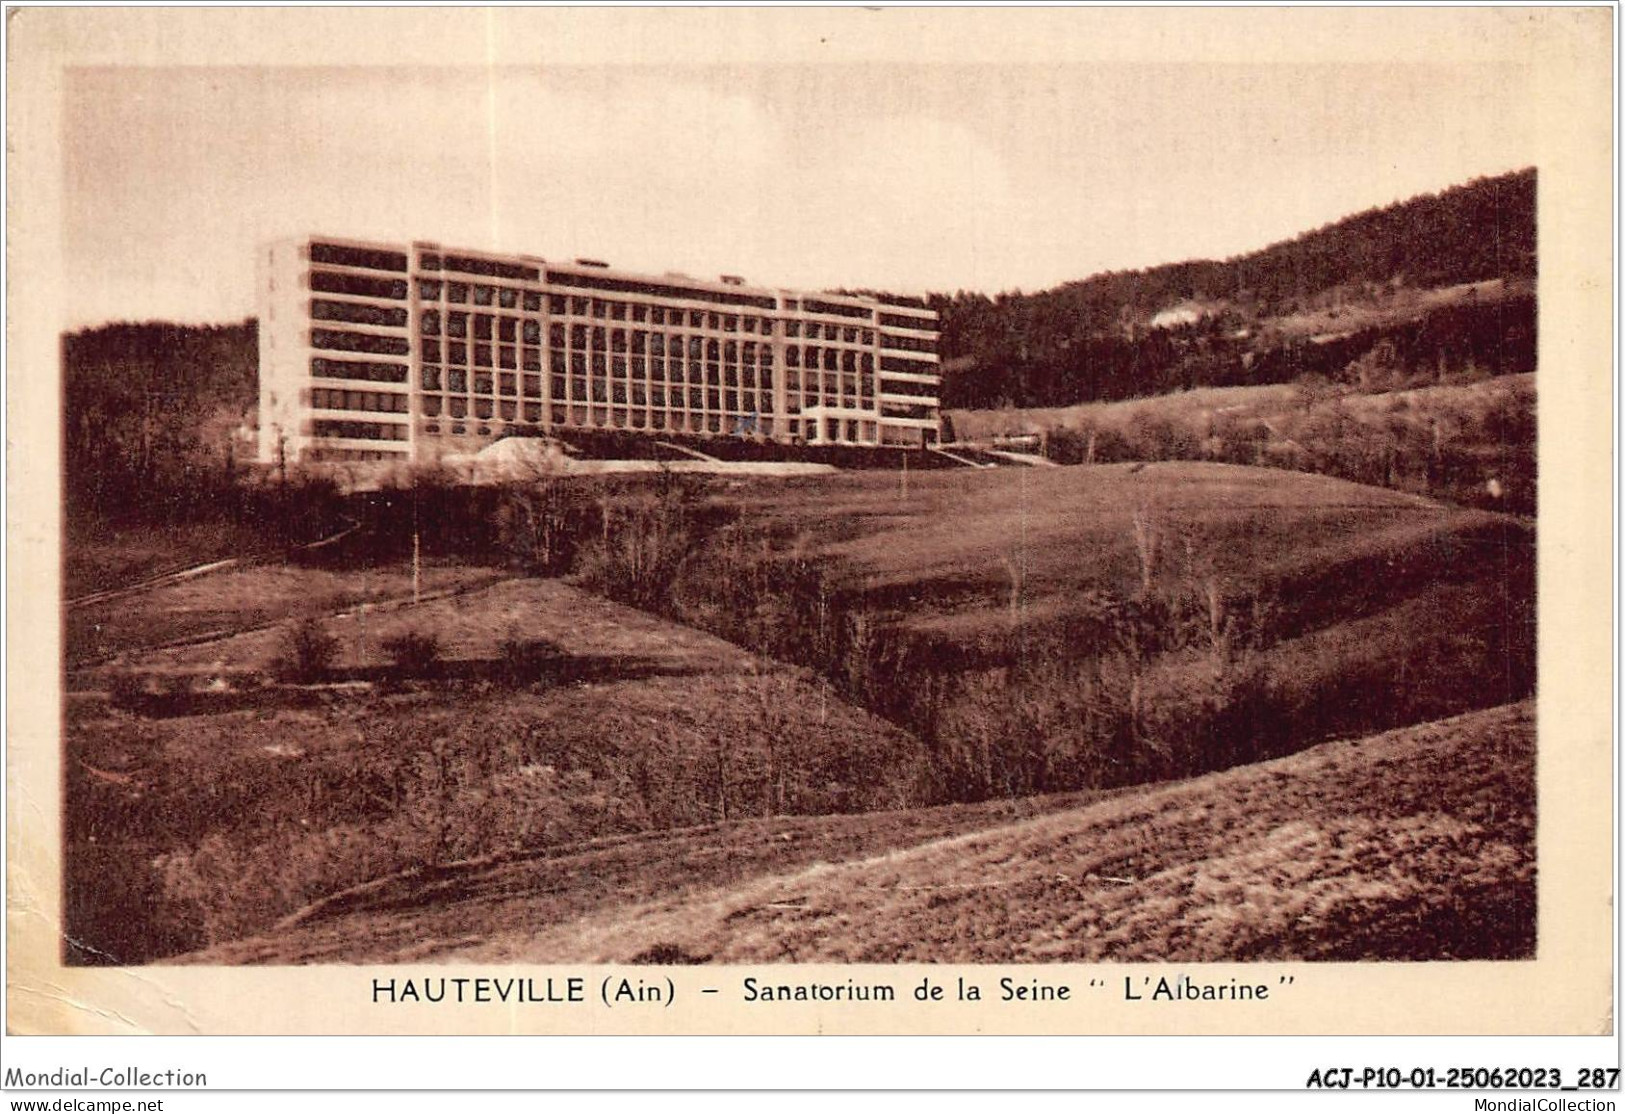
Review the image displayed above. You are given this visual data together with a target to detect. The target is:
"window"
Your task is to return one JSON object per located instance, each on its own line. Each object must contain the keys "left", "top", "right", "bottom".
{"left": 448, "top": 282, "right": 469, "bottom": 303}
{"left": 499, "top": 348, "right": 516, "bottom": 370}
{"left": 474, "top": 344, "right": 493, "bottom": 366}
{"left": 549, "top": 295, "right": 568, "bottom": 314}
{"left": 498, "top": 318, "right": 517, "bottom": 342}
{"left": 610, "top": 301, "right": 626, "bottom": 320}
{"left": 448, "top": 368, "right": 468, "bottom": 392}
{"left": 446, "top": 312, "right": 468, "bottom": 338}
{"left": 420, "top": 309, "right": 441, "bottom": 335}
{"left": 474, "top": 372, "right": 494, "bottom": 394}
{"left": 473, "top": 285, "right": 494, "bottom": 306}
{"left": 522, "top": 350, "right": 541, "bottom": 372}
{"left": 523, "top": 319, "right": 541, "bottom": 345}
{"left": 418, "top": 280, "right": 442, "bottom": 300}
{"left": 449, "top": 397, "right": 467, "bottom": 418}
{"left": 448, "top": 341, "right": 467, "bottom": 364}
{"left": 309, "top": 242, "right": 408, "bottom": 272}
{"left": 523, "top": 375, "right": 541, "bottom": 397}
{"left": 523, "top": 291, "right": 542, "bottom": 312}
{"left": 473, "top": 316, "right": 493, "bottom": 340}
{"left": 422, "top": 366, "right": 441, "bottom": 390}
{"left": 499, "top": 288, "right": 517, "bottom": 309}
{"left": 422, "top": 396, "right": 442, "bottom": 417}
{"left": 310, "top": 329, "right": 411, "bottom": 357}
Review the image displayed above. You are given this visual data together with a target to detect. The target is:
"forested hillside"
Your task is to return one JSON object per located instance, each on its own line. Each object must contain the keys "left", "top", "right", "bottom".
{"left": 929, "top": 168, "right": 1536, "bottom": 409}
{"left": 63, "top": 321, "right": 258, "bottom": 521}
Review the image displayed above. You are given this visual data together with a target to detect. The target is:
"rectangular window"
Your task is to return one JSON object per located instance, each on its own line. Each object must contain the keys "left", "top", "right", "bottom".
{"left": 310, "top": 271, "right": 408, "bottom": 300}
{"left": 448, "top": 369, "right": 468, "bottom": 393}
{"left": 523, "top": 319, "right": 542, "bottom": 345}
{"left": 310, "top": 328, "right": 411, "bottom": 357}
{"left": 418, "top": 280, "right": 442, "bottom": 300}
{"left": 311, "top": 357, "right": 408, "bottom": 383}
{"left": 523, "top": 291, "right": 542, "bottom": 312}
{"left": 448, "top": 341, "right": 467, "bottom": 364}
{"left": 610, "top": 301, "right": 627, "bottom": 320}
{"left": 473, "top": 315, "right": 493, "bottom": 340}
{"left": 309, "top": 242, "right": 408, "bottom": 272}
{"left": 499, "top": 347, "right": 516, "bottom": 370}
{"left": 474, "top": 372, "right": 494, "bottom": 394}
{"left": 474, "top": 344, "right": 493, "bottom": 366}
{"left": 549, "top": 295, "right": 568, "bottom": 314}
{"left": 499, "top": 317, "right": 517, "bottom": 342}
{"left": 447, "top": 282, "right": 468, "bottom": 303}
{"left": 499, "top": 288, "right": 518, "bottom": 309}
{"left": 523, "top": 375, "right": 541, "bottom": 397}
{"left": 522, "top": 350, "right": 541, "bottom": 372}
{"left": 499, "top": 373, "right": 517, "bottom": 395}
{"left": 420, "top": 309, "right": 441, "bottom": 335}
{"left": 473, "top": 285, "right": 494, "bottom": 306}
{"left": 446, "top": 312, "right": 468, "bottom": 338}
{"left": 422, "top": 366, "right": 441, "bottom": 391}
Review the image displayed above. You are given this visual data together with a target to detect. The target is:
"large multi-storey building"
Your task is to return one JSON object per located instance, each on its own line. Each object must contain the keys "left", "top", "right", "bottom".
{"left": 258, "top": 235, "right": 942, "bottom": 465}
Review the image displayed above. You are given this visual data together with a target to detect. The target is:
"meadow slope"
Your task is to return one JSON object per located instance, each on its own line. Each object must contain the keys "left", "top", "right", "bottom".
{"left": 183, "top": 701, "right": 1532, "bottom": 965}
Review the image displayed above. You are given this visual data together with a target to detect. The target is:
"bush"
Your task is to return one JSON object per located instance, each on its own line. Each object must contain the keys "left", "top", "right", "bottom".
{"left": 274, "top": 617, "right": 338, "bottom": 683}
{"left": 498, "top": 634, "right": 562, "bottom": 685}
{"left": 381, "top": 631, "right": 442, "bottom": 679}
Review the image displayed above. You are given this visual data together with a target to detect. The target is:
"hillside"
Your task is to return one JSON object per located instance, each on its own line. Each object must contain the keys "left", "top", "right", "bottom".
{"left": 656, "top": 462, "right": 1533, "bottom": 799}
{"left": 932, "top": 169, "right": 1536, "bottom": 410}
{"left": 950, "top": 372, "right": 1536, "bottom": 515}
{"left": 183, "top": 701, "right": 1533, "bottom": 964}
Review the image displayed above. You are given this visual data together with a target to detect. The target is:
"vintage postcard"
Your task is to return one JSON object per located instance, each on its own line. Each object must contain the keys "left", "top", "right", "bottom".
{"left": 5, "top": 5, "right": 1614, "bottom": 1052}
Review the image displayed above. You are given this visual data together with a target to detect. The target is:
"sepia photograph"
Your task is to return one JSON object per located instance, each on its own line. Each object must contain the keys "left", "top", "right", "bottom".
{"left": 7, "top": 6, "right": 1613, "bottom": 1048}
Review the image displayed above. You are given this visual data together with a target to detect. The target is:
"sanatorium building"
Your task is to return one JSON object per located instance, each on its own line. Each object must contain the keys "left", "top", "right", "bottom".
{"left": 258, "top": 236, "right": 942, "bottom": 464}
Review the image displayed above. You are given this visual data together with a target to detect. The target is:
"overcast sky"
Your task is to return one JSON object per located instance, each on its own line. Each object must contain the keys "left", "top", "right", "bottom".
{"left": 55, "top": 11, "right": 1541, "bottom": 330}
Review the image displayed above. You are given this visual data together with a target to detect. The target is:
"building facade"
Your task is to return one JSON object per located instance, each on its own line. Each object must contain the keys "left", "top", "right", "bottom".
{"left": 258, "top": 235, "right": 942, "bottom": 465}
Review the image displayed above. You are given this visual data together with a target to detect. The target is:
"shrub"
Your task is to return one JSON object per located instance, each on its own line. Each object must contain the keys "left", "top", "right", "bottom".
{"left": 381, "top": 631, "right": 442, "bottom": 679}
{"left": 498, "top": 634, "right": 562, "bottom": 685}
{"left": 274, "top": 617, "right": 339, "bottom": 683}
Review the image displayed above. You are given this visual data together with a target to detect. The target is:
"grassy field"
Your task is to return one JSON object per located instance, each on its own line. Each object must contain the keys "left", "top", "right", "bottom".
{"left": 946, "top": 373, "right": 1535, "bottom": 515}
{"left": 63, "top": 575, "right": 928, "bottom": 963}
{"left": 64, "top": 460, "right": 1534, "bottom": 963}
{"left": 668, "top": 461, "right": 1532, "bottom": 796}
{"left": 66, "top": 562, "right": 507, "bottom": 670}
{"left": 183, "top": 700, "right": 1532, "bottom": 964}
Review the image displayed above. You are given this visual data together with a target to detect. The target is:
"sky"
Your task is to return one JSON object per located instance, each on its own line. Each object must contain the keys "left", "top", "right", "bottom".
{"left": 54, "top": 13, "right": 1542, "bottom": 331}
